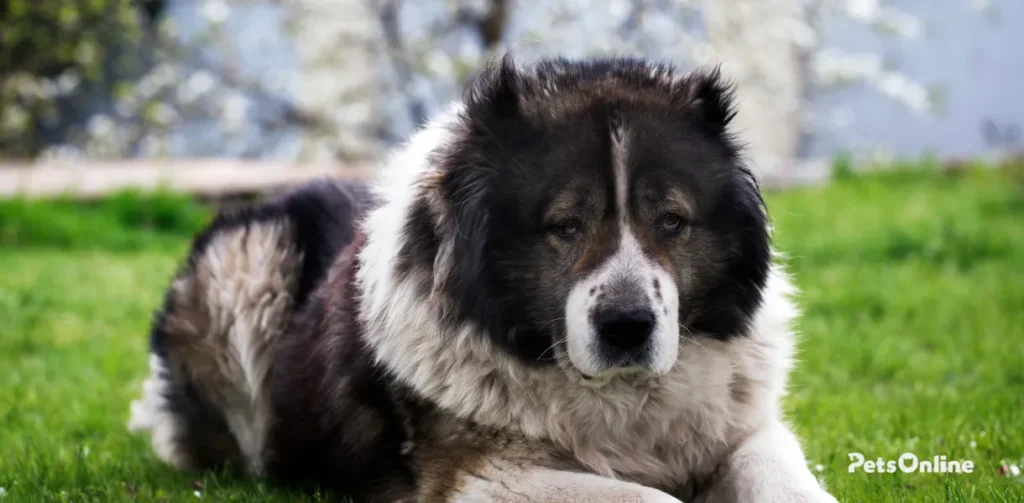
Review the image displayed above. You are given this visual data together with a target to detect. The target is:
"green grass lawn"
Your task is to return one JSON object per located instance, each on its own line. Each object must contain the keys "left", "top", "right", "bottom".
{"left": 1, "top": 164, "right": 1022, "bottom": 502}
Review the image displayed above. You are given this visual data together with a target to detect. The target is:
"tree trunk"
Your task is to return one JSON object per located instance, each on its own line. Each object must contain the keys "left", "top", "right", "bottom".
{"left": 707, "top": 0, "right": 809, "bottom": 181}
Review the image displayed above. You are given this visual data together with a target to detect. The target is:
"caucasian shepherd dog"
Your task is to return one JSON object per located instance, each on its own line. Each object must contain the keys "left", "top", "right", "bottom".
{"left": 128, "top": 56, "right": 838, "bottom": 503}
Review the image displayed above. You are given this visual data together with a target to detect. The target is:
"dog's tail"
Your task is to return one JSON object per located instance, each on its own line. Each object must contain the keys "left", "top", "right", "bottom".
{"left": 127, "top": 180, "right": 370, "bottom": 475}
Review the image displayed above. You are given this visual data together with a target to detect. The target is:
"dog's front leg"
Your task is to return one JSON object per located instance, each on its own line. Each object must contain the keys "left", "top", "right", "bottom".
{"left": 696, "top": 421, "right": 838, "bottom": 503}
{"left": 437, "top": 459, "right": 682, "bottom": 503}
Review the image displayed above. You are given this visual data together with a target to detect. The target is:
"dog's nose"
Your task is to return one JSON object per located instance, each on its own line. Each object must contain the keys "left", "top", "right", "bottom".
{"left": 595, "top": 307, "right": 656, "bottom": 351}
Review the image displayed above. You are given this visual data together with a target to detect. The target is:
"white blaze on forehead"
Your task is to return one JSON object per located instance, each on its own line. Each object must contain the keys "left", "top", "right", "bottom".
{"left": 608, "top": 119, "right": 647, "bottom": 276}
{"left": 607, "top": 119, "right": 654, "bottom": 284}
{"left": 610, "top": 119, "right": 631, "bottom": 227}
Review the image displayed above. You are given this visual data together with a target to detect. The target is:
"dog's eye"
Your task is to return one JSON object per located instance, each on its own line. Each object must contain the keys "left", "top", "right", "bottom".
{"left": 658, "top": 213, "right": 686, "bottom": 234}
{"left": 551, "top": 218, "right": 583, "bottom": 240}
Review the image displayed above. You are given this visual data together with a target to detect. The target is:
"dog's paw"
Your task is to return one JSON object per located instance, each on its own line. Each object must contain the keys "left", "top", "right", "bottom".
{"left": 775, "top": 488, "right": 839, "bottom": 503}
{"left": 631, "top": 486, "right": 684, "bottom": 503}
{"left": 695, "top": 482, "right": 837, "bottom": 503}
{"left": 809, "top": 489, "right": 839, "bottom": 503}
{"left": 558, "top": 484, "right": 682, "bottom": 503}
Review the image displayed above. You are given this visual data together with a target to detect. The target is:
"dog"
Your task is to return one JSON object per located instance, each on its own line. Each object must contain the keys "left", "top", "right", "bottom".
{"left": 127, "top": 56, "right": 839, "bottom": 503}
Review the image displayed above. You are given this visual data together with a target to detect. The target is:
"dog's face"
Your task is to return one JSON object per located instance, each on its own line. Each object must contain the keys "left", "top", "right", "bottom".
{"left": 404, "top": 57, "right": 770, "bottom": 380}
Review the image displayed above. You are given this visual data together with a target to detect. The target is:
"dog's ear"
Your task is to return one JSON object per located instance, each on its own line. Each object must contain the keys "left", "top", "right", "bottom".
{"left": 395, "top": 56, "right": 522, "bottom": 305}
{"left": 462, "top": 53, "right": 523, "bottom": 124}
{"left": 668, "top": 66, "right": 771, "bottom": 340}
{"left": 675, "top": 66, "right": 738, "bottom": 139}
{"left": 431, "top": 54, "right": 525, "bottom": 338}
{"left": 691, "top": 167, "right": 771, "bottom": 340}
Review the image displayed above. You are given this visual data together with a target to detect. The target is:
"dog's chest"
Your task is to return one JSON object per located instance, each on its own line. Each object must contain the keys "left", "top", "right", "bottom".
{"left": 565, "top": 419, "right": 726, "bottom": 497}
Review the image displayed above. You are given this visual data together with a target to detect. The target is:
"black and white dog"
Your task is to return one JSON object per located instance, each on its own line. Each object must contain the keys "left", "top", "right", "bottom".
{"left": 128, "top": 56, "right": 838, "bottom": 503}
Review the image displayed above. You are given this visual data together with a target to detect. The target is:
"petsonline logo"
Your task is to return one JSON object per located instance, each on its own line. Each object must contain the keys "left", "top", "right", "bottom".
{"left": 848, "top": 452, "right": 975, "bottom": 474}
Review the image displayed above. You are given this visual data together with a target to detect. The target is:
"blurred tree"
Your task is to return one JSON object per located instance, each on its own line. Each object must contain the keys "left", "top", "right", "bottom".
{"left": 364, "top": 0, "right": 942, "bottom": 177}
{"left": 0, "top": 0, "right": 322, "bottom": 161}
{"left": 4, "top": 0, "right": 991, "bottom": 177}
{"left": 0, "top": 0, "right": 158, "bottom": 157}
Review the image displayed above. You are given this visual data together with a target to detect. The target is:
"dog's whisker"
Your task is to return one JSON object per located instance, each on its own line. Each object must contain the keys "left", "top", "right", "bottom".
{"left": 537, "top": 336, "right": 569, "bottom": 360}
{"left": 679, "top": 324, "right": 709, "bottom": 355}
{"left": 537, "top": 316, "right": 567, "bottom": 331}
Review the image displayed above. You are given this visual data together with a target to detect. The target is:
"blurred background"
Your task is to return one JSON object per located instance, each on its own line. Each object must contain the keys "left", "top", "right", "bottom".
{"left": 1, "top": 0, "right": 1021, "bottom": 185}
{"left": 0, "top": 1, "right": 1022, "bottom": 502}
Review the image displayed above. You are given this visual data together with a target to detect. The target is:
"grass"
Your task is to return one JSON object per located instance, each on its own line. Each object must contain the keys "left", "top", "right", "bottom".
{"left": 0, "top": 189, "right": 212, "bottom": 252}
{"left": 1, "top": 163, "right": 1023, "bottom": 502}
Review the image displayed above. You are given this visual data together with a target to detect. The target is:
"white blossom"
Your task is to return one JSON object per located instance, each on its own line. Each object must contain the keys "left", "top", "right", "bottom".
{"left": 176, "top": 70, "right": 218, "bottom": 105}
{"left": 40, "top": 79, "right": 60, "bottom": 100}
{"left": 57, "top": 71, "right": 82, "bottom": 95}
{"left": 876, "top": 7, "right": 924, "bottom": 39}
{"left": 74, "top": 42, "right": 98, "bottom": 65}
{"left": 3, "top": 0, "right": 967, "bottom": 167}
{"left": 425, "top": 52, "right": 454, "bottom": 77}
{"left": 138, "top": 134, "right": 169, "bottom": 157}
{"left": 150, "top": 103, "right": 181, "bottom": 126}
{"left": 201, "top": 0, "right": 231, "bottom": 25}
{"left": 876, "top": 72, "right": 931, "bottom": 113}
{"left": 86, "top": 115, "right": 117, "bottom": 140}
{"left": 220, "top": 93, "right": 250, "bottom": 132}
{"left": 1, "top": 106, "right": 30, "bottom": 131}
{"left": 844, "top": 0, "right": 880, "bottom": 22}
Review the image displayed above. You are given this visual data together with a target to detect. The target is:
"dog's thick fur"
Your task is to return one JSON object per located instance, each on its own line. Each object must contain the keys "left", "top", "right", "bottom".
{"left": 128, "top": 57, "right": 838, "bottom": 503}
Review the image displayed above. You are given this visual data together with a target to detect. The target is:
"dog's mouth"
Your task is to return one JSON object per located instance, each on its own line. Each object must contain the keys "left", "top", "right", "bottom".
{"left": 550, "top": 338, "right": 600, "bottom": 384}
{"left": 549, "top": 333, "right": 661, "bottom": 386}
{"left": 556, "top": 349, "right": 655, "bottom": 386}
{"left": 573, "top": 366, "right": 656, "bottom": 388}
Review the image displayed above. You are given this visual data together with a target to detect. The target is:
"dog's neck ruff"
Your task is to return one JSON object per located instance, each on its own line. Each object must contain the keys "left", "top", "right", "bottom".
{"left": 353, "top": 103, "right": 799, "bottom": 479}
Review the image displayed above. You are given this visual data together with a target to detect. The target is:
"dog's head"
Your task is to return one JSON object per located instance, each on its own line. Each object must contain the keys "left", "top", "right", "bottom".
{"left": 394, "top": 56, "right": 771, "bottom": 380}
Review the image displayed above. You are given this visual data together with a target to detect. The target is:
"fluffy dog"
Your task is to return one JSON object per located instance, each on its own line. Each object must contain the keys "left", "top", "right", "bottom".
{"left": 128, "top": 56, "right": 838, "bottom": 503}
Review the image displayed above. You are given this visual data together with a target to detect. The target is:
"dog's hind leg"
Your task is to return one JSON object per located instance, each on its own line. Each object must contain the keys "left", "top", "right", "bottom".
{"left": 128, "top": 211, "right": 302, "bottom": 475}
{"left": 128, "top": 353, "right": 243, "bottom": 470}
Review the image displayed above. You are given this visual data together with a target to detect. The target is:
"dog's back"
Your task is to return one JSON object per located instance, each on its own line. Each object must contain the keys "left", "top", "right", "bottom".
{"left": 127, "top": 179, "right": 372, "bottom": 474}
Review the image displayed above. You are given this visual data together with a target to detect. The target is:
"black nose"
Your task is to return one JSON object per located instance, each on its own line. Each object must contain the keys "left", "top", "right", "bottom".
{"left": 595, "top": 308, "right": 656, "bottom": 351}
